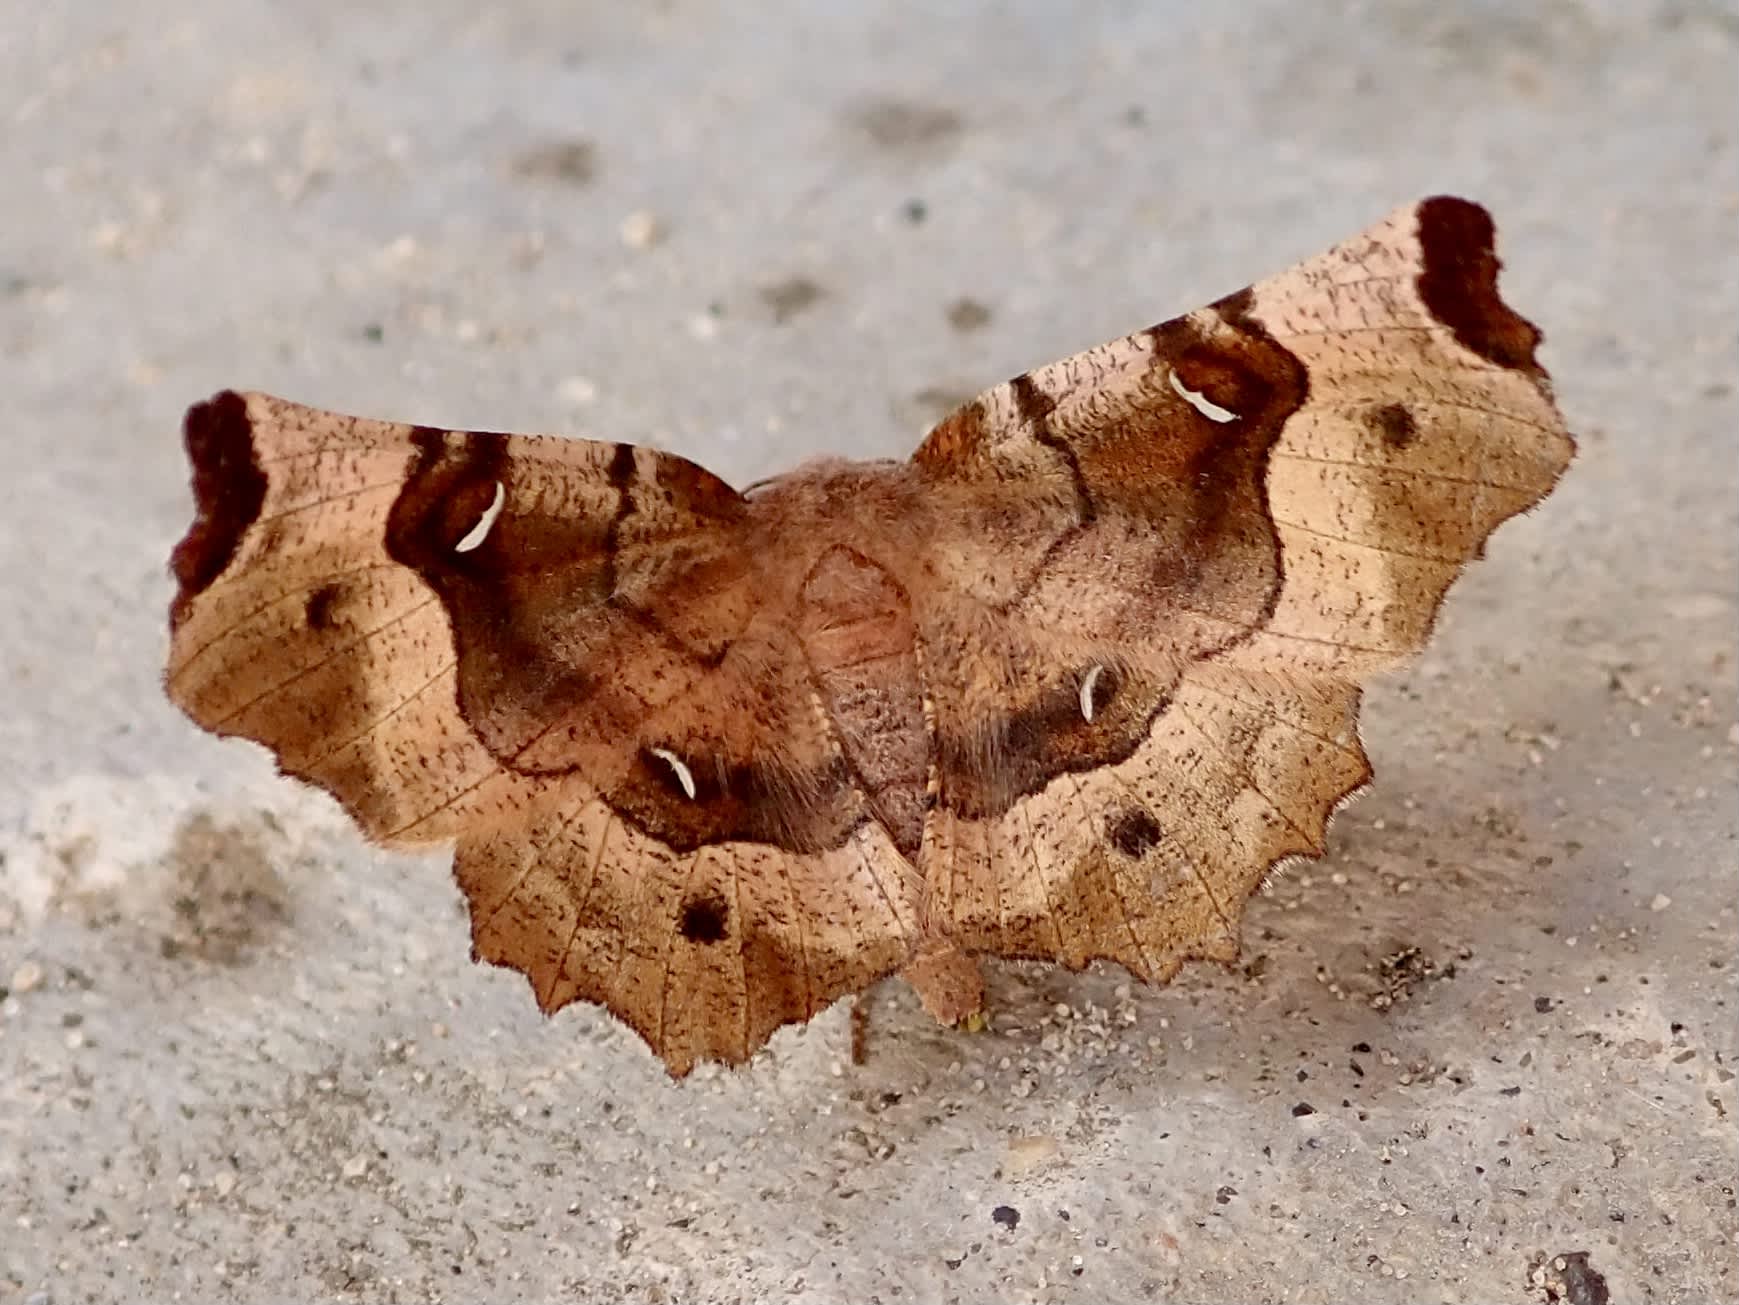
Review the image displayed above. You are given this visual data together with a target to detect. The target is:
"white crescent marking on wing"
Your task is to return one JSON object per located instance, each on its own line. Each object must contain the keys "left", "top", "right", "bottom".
{"left": 1079, "top": 664, "right": 1105, "bottom": 723}
{"left": 454, "top": 481, "right": 506, "bottom": 553}
{"left": 1170, "top": 370, "right": 1237, "bottom": 423}
{"left": 650, "top": 747, "right": 697, "bottom": 799}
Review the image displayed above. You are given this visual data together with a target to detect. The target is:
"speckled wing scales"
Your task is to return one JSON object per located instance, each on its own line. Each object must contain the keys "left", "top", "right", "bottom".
{"left": 164, "top": 392, "right": 918, "bottom": 1075}
{"left": 912, "top": 197, "right": 1573, "bottom": 977}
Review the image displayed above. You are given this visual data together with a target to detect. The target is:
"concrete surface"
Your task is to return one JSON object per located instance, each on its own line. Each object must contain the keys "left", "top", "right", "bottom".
{"left": 2, "top": 2, "right": 1736, "bottom": 1301}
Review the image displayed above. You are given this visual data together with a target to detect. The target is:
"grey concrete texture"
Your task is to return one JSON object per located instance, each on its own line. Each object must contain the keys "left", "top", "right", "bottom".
{"left": 2, "top": 1, "right": 1735, "bottom": 1301}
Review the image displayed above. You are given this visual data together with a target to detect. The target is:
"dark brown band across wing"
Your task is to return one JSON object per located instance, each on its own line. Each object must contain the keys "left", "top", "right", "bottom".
{"left": 381, "top": 425, "right": 595, "bottom": 766}
{"left": 382, "top": 427, "right": 876, "bottom": 856}
{"left": 606, "top": 746, "right": 868, "bottom": 856}
{"left": 925, "top": 292, "right": 1305, "bottom": 820}
{"left": 386, "top": 429, "right": 686, "bottom": 769}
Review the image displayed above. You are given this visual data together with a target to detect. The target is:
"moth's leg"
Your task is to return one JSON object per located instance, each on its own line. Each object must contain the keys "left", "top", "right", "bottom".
{"left": 849, "top": 992, "right": 871, "bottom": 1066}
{"left": 899, "top": 937, "right": 985, "bottom": 1028}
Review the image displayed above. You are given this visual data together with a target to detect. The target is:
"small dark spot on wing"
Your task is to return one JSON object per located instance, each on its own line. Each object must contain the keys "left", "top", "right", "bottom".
{"left": 679, "top": 893, "right": 730, "bottom": 944}
{"left": 1369, "top": 401, "right": 1417, "bottom": 449}
{"left": 1108, "top": 808, "right": 1163, "bottom": 859}
{"left": 304, "top": 583, "right": 344, "bottom": 631}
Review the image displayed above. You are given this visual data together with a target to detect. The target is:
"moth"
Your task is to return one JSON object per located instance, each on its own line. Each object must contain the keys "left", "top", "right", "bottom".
{"left": 166, "top": 197, "right": 1573, "bottom": 1075}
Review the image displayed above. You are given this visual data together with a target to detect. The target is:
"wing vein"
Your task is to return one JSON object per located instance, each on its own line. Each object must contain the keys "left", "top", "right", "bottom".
{"left": 1268, "top": 451, "right": 1537, "bottom": 494}
{"left": 1071, "top": 773, "right": 1158, "bottom": 973}
{"left": 1316, "top": 392, "right": 1562, "bottom": 437}
{"left": 769, "top": 850, "right": 815, "bottom": 1020}
{"left": 301, "top": 658, "right": 457, "bottom": 772}
{"left": 728, "top": 849, "right": 750, "bottom": 1062}
{"left": 1172, "top": 696, "right": 1319, "bottom": 856}
{"left": 382, "top": 755, "right": 500, "bottom": 841}
{"left": 545, "top": 811, "right": 614, "bottom": 1009}
{"left": 169, "top": 561, "right": 401, "bottom": 683}
{"left": 1272, "top": 514, "right": 1464, "bottom": 565}
{"left": 1019, "top": 802, "right": 1069, "bottom": 959}
{"left": 1186, "top": 675, "right": 1362, "bottom": 760}
{"left": 248, "top": 478, "right": 402, "bottom": 527}
{"left": 658, "top": 847, "right": 707, "bottom": 1054}
{"left": 210, "top": 595, "right": 440, "bottom": 729}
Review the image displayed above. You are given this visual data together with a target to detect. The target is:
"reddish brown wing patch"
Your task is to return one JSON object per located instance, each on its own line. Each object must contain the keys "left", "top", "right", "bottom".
{"left": 796, "top": 546, "right": 930, "bottom": 858}
{"left": 910, "top": 284, "right": 1308, "bottom": 820}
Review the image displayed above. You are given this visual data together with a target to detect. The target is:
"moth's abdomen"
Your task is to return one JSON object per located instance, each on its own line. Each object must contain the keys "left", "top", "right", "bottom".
{"left": 797, "top": 547, "right": 930, "bottom": 859}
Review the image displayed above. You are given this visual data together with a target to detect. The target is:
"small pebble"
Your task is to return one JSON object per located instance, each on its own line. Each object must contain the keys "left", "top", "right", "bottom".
{"left": 380, "top": 234, "right": 419, "bottom": 264}
{"left": 1005, "top": 1134, "right": 1059, "bottom": 1174}
{"left": 619, "top": 210, "right": 664, "bottom": 248}
{"left": 10, "top": 961, "right": 44, "bottom": 994}
{"left": 342, "top": 1154, "right": 369, "bottom": 1180}
{"left": 1650, "top": 893, "right": 1672, "bottom": 912}
{"left": 557, "top": 375, "right": 598, "bottom": 405}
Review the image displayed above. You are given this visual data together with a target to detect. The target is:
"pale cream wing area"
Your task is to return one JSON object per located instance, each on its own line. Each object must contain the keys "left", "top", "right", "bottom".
{"left": 1225, "top": 200, "right": 1573, "bottom": 677}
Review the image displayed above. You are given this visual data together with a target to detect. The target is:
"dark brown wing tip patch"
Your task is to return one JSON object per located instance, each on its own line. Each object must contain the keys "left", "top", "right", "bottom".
{"left": 1415, "top": 196, "right": 1546, "bottom": 381}
{"left": 170, "top": 390, "right": 267, "bottom": 628}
